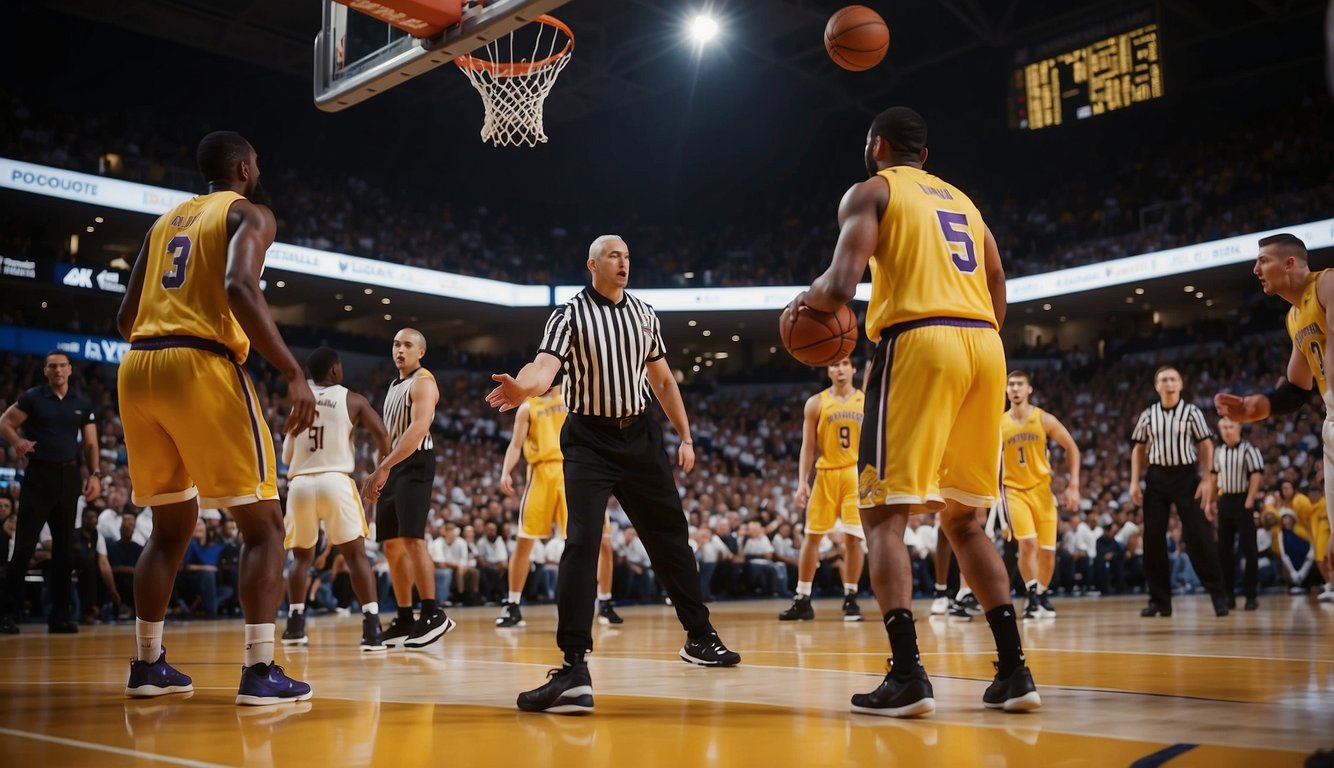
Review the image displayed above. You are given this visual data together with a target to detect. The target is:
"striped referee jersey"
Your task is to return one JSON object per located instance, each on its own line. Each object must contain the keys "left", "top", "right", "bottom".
{"left": 539, "top": 287, "right": 665, "bottom": 418}
{"left": 1131, "top": 400, "right": 1211, "bottom": 466}
{"left": 382, "top": 367, "right": 435, "bottom": 452}
{"left": 1213, "top": 440, "right": 1264, "bottom": 495}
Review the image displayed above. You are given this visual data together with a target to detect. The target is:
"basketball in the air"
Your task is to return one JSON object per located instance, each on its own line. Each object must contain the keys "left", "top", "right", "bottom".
{"left": 780, "top": 303, "right": 858, "bottom": 366}
{"left": 824, "top": 5, "right": 889, "bottom": 72}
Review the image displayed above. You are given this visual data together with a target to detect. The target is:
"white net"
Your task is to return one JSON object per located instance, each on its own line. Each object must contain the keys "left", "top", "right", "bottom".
{"left": 456, "top": 16, "right": 573, "bottom": 148}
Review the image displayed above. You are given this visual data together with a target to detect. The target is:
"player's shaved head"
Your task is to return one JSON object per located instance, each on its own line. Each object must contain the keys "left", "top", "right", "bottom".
{"left": 197, "top": 131, "right": 252, "bottom": 183}
{"left": 396, "top": 327, "right": 427, "bottom": 351}
{"left": 1258, "top": 233, "right": 1308, "bottom": 261}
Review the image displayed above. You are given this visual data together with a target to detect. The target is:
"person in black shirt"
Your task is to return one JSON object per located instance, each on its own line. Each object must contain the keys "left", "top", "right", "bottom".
{"left": 107, "top": 511, "right": 144, "bottom": 618}
{"left": 0, "top": 351, "right": 102, "bottom": 633}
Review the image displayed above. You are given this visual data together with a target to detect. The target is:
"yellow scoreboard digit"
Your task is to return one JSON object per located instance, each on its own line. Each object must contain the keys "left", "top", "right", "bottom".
{"left": 1013, "top": 23, "right": 1163, "bottom": 130}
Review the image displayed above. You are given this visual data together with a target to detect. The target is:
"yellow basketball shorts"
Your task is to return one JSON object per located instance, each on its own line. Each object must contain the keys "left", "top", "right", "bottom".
{"left": 119, "top": 345, "right": 278, "bottom": 508}
{"left": 519, "top": 461, "right": 567, "bottom": 539}
{"left": 859, "top": 319, "right": 1005, "bottom": 510}
{"left": 285, "top": 472, "right": 368, "bottom": 548}
{"left": 808, "top": 465, "right": 864, "bottom": 538}
{"left": 1004, "top": 484, "right": 1058, "bottom": 548}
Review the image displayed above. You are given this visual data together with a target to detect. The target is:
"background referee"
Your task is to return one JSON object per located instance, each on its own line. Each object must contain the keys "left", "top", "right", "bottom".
{"left": 1129, "top": 366, "right": 1228, "bottom": 617}
{"left": 1210, "top": 417, "right": 1263, "bottom": 611}
{"left": 0, "top": 351, "right": 102, "bottom": 634}
{"left": 488, "top": 234, "right": 740, "bottom": 715}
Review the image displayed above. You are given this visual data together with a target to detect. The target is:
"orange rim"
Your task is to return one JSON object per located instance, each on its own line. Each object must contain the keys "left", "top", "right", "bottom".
{"left": 455, "top": 14, "right": 574, "bottom": 77}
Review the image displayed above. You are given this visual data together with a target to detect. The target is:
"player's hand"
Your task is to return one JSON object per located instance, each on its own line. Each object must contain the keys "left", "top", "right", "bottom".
{"left": 1063, "top": 485, "right": 1080, "bottom": 512}
{"left": 499, "top": 472, "right": 515, "bottom": 496}
{"left": 1130, "top": 482, "right": 1143, "bottom": 507}
{"left": 794, "top": 483, "right": 811, "bottom": 509}
{"left": 285, "top": 377, "right": 316, "bottom": 435}
{"left": 83, "top": 473, "right": 102, "bottom": 502}
{"left": 486, "top": 373, "right": 525, "bottom": 412}
{"left": 12, "top": 439, "right": 35, "bottom": 457}
{"left": 781, "top": 292, "right": 809, "bottom": 335}
{"left": 361, "top": 465, "right": 389, "bottom": 504}
{"left": 678, "top": 441, "right": 695, "bottom": 472}
{"left": 1214, "top": 392, "right": 1261, "bottom": 422}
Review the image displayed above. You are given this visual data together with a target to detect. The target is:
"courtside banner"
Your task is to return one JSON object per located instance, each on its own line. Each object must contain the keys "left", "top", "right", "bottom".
{"left": 1, "top": 157, "right": 193, "bottom": 214}
{"left": 265, "top": 242, "right": 550, "bottom": 307}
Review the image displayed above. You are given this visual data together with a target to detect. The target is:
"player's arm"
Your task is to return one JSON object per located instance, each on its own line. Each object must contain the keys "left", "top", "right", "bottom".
{"left": 800, "top": 178, "right": 883, "bottom": 313}
{"left": 0, "top": 404, "right": 33, "bottom": 457}
{"left": 488, "top": 353, "right": 562, "bottom": 413}
{"left": 364, "top": 374, "right": 439, "bottom": 502}
{"left": 1215, "top": 342, "right": 1314, "bottom": 422}
{"left": 223, "top": 200, "right": 314, "bottom": 435}
{"left": 499, "top": 403, "right": 531, "bottom": 496}
{"left": 983, "top": 225, "right": 1007, "bottom": 328}
{"left": 794, "top": 395, "right": 820, "bottom": 508}
{"left": 116, "top": 229, "right": 153, "bottom": 340}
{"left": 348, "top": 392, "right": 392, "bottom": 461}
{"left": 648, "top": 357, "right": 695, "bottom": 472}
{"left": 1042, "top": 412, "right": 1079, "bottom": 510}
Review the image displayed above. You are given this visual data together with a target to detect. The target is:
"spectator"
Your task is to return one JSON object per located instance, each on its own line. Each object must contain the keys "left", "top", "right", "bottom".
{"left": 106, "top": 511, "right": 142, "bottom": 618}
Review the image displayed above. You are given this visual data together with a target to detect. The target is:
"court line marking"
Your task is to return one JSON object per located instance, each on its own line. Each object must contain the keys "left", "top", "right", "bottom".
{"left": 0, "top": 727, "right": 232, "bottom": 768}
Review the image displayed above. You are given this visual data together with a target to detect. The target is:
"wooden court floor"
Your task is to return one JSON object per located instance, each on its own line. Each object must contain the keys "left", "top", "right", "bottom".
{"left": 1, "top": 594, "right": 1331, "bottom": 767}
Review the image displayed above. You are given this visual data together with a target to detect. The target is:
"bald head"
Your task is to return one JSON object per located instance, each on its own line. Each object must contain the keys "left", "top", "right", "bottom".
{"left": 392, "top": 327, "right": 427, "bottom": 372}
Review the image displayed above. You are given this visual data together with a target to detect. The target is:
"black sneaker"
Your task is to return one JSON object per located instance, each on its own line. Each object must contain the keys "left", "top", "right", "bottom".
{"left": 281, "top": 612, "right": 307, "bottom": 647}
{"left": 1022, "top": 591, "right": 1039, "bottom": 620}
{"left": 360, "top": 614, "right": 387, "bottom": 653}
{"left": 947, "top": 601, "right": 972, "bottom": 621}
{"left": 597, "top": 600, "right": 623, "bottom": 625}
{"left": 778, "top": 595, "right": 814, "bottom": 621}
{"left": 405, "top": 609, "right": 456, "bottom": 650}
{"left": 680, "top": 632, "right": 741, "bottom": 667}
{"left": 1212, "top": 595, "right": 1230, "bottom": 617}
{"left": 382, "top": 616, "right": 414, "bottom": 649}
{"left": 1243, "top": 597, "right": 1258, "bottom": 611}
{"left": 517, "top": 663, "right": 594, "bottom": 714}
{"left": 850, "top": 662, "right": 935, "bottom": 718}
{"left": 842, "top": 595, "right": 863, "bottom": 622}
{"left": 1037, "top": 592, "right": 1056, "bottom": 617}
{"left": 1139, "top": 602, "right": 1172, "bottom": 617}
{"left": 496, "top": 602, "right": 526, "bottom": 628}
{"left": 957, "top": 592, "right": 982, "bottom": 614}
{"left": 983, "top": 664, "right": 1042, "bottom": 712}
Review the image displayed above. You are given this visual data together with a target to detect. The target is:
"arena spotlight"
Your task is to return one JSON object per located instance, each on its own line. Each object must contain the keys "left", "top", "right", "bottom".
{"left": 688, "top": 13, "right": 720, "bottom": 45}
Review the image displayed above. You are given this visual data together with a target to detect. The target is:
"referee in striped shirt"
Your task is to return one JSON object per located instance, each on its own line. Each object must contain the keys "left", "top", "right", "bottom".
{"left": 1129, "top": 366, "right": 1229, "bottom": 617}
{"left": 1210, "top": 417, "right": 1263, "bottom": 611}
{"left": 488, "top": 235, "right": 740, "bottom": 715}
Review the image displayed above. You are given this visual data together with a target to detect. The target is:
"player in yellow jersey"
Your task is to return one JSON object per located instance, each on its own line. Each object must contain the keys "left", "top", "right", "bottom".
{"left": 778, "top": 356, "right": 866, "bottom": 622}
{"left": 495, "top": 378, "right": 623, "bottom": 628}
{"left": 116, "top": 131, "right": 315, "bottom": 704}
{"left": 1001, "top": 371, "right": 1081, "bottom": 620}
{"left": 788, "top": 107, "right": 1039, "bottom": 717}
{"left": 1216, "top": 233, "right": 1334, "bottom": 603}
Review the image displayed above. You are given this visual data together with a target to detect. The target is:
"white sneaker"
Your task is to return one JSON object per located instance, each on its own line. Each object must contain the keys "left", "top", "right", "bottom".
{"left": 930, "top": 596, "right": 949, "bottom": 616}
{"left": 1318, "top": 590, "right": 1334, "bottom": 603}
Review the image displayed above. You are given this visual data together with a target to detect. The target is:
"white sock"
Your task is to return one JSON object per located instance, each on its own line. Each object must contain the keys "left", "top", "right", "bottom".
{"left": 957, "top": 587, "right": 973, "bottom": 600}
{"left": 934, "top": 582, "right": 948, "bottom": 593}
{"left": 796, "top": 581, "right": 813, "bottom": 597}
{"left": 244, "top": 623, "right": 276, "bottom": 668}
{"left": 1025, "top": 579, "right": 1039, "bottom": 593}
{"left": 843, "top": 583, "right": 858, "bottom": 596}
{"left": 597, "top": 592, "right": 612, "bottom": 602}
{"left": 1036, "top": 582, "right": 1048, "bottom": 595}
{"left": 508, "top": 591, "right": 523, "bottom": 605}
{"left": 136, "top": 619, "right": 164, "bottom": 663}
{"left": 289, "top": 603, "right": 305, "bottom": 615}
{"left": 363, "top": 602, "right": 379, "bottom": 616}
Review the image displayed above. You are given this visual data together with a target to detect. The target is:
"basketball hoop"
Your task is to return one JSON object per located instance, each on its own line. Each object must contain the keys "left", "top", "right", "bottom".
{"left": 455, "top": 14, "right": 573, "bottom": 147}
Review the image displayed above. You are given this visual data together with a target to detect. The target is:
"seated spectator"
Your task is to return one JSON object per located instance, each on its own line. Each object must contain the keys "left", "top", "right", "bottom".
{"left": 1168, "top": 520, "right": 1202, "bottom": 595}
{"left": 106, "top": 512, "right": 142, "bottom": 618}
{"left": 475, "top": 520, "right": 509, "bottom": 604}
{"left": 739, "top": 520, "right": 782, "bottom": 597}
{"left": 620, "top": 527, "right": 657, "bottom": 603}
{"left": 71, "top": 508, "right": 117, "bottom": 624}
{"left": 815, "top": 531, "right": 846, "bottom": 597}
{"left": 429, "top": 521, "right": 479, "bottom": 606}
{"left": 534, "top": 532, "right": 561, "bottom": 603}
{"left": 771, "top": 522, "right": 799, "bottom": 595}
{"left": 178, "top": 518, "right": 233, "bottom": 618}
{"left": 1277, "top": 511, "right": 1317, "bottom": 593}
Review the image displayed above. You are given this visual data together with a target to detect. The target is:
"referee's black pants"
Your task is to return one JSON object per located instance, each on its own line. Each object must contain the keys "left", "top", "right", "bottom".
{"left": 556, "top": 414, "right": 712, "bottom": 655}
{"left": 2, "top": 460, "right": 80, "bottom": 623}
{"left": 1143, "top": 465, "right": 1225, "bottom": 608}
{"left": 1216, "top": 494, "right": 1258, "bottom": 600}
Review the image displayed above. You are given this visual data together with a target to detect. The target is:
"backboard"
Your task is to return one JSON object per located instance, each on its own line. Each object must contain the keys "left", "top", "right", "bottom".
{"left": 314, "top": 0, "right": 573, "bottom": 112}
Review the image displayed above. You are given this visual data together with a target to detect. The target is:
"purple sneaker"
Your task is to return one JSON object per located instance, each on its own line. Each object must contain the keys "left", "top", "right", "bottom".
{"left": 235, "top": 662, "right": 313, "bottom": 706}
{"left": 125, "top": 648, "right": 194, "bottom": 697}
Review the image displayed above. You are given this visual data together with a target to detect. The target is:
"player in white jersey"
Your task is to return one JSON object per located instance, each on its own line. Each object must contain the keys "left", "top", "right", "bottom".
{"left": 280, "top": 348, "right": 391, "bottom": 652}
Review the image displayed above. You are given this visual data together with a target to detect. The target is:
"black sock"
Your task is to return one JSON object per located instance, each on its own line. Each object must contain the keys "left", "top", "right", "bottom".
{"left": 421, "top": 598, "right": 438, "bottom": 615}
{"left": 985, "top": 604, "right": 1025, "bottom": 677}
{"left": 882, "top": 609, "right": 920, "bottom": 676}
{"left": 397, "top": 607, "right": 414, "bottom": 624}
{"left": 563, "top": 649, "right": 585, "bottom": 667}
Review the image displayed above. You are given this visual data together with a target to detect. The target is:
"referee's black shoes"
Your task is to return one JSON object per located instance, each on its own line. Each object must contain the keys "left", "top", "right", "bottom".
{"left": 1140, "top": 602, "right": 1172, "bottom": 617}
{"left": 679, "top": 631, "right": 741, "bottom": 667}
{"left": 1211, "top": 595, "right": 1230, "bottom": 617}
{"left": 517, "top": 663, "right": 594, "bottom": 714}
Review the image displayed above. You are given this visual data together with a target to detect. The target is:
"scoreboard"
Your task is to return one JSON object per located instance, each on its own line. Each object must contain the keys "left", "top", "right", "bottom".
{"left": 1011, "top": 17, "right": 1163, "bottom": 131}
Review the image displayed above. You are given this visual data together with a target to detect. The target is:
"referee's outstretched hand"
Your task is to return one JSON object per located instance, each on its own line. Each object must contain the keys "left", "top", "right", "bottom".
{"left": 487, "top": 373, "right": 525, "bottom": 412}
